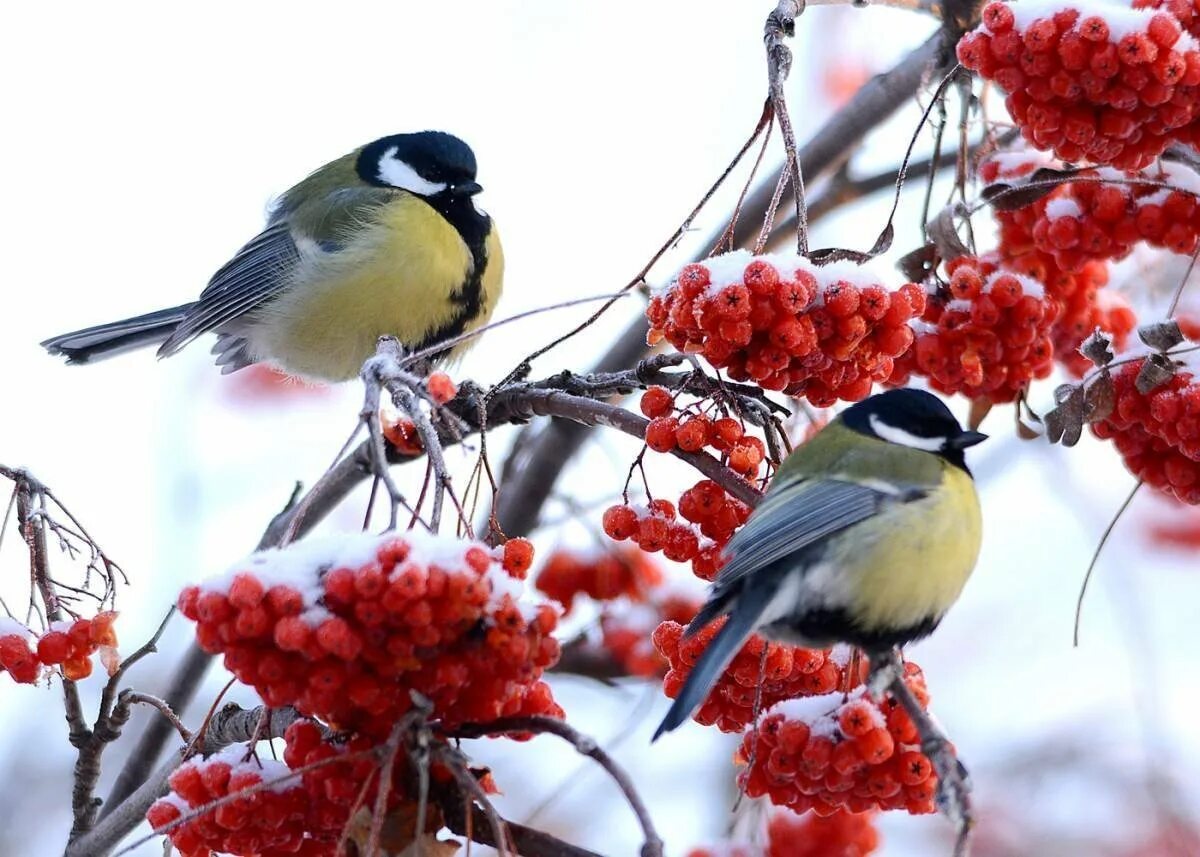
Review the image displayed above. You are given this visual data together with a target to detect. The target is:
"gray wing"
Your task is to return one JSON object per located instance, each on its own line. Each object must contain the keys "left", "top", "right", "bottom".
{"left": 157, "top": 222, "right": 301, "bottom": 357}
{"left": 715, "top": 479, "right": 912, "bottom": 589}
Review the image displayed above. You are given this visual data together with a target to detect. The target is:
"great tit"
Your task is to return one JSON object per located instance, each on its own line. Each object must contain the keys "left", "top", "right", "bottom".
{"left": 654, "top": 388, "right": 985, "bottom": 739}
{"left": 41, "top": 131, "right": 503, "bottom": 382}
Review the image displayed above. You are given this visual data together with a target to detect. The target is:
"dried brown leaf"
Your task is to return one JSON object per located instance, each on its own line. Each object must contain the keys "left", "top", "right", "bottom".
{"left": 980, "top": 166, "right": 1081, "bottom": 211}
{"left": 1079, "top": 328, "right": 1115, "bottom": 367}
{"left": 897, "top": 244, "right": 938, "bottom": 282}
{"left": 926, "top": 206, "right": 971, "bottom": 262}
{"left": 1084, "top": 373, "right": 1115, "bottom": 423}
{"left": 1137, "top": 320, "right": 1184, "bottom": 352}
{"left": 1135, "top": 353, "right": 1177, "bottom": 394}
{"left": 968, "top": 398, "right": 992, "bottom": 431}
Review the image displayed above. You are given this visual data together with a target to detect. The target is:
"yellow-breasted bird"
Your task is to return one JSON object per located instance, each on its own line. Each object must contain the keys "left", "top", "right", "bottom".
{"left": 42, "top": 131, "right": 503, "bottom": 382}
{"left": 653, "top": 388, "right": 985, "bottom": 739}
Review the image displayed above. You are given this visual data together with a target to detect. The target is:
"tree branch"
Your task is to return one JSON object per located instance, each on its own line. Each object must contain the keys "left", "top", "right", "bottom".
{"left": 449, "top": 716, "right": 663, "bottom": 857}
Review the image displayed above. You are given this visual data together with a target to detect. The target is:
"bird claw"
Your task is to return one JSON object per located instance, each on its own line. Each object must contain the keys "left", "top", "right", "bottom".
{"left": 928, "top": 739, "right": 973, "bottom": 856}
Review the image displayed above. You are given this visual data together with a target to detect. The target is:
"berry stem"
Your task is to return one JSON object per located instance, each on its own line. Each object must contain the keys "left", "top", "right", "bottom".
{"left": 764, "top": 1, "right": 809, "bottom": 256}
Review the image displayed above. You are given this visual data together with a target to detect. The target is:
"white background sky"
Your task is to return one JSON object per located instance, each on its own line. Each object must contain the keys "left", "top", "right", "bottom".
{"left": 3, "top": 2, "right": 1200, "bottom": 855}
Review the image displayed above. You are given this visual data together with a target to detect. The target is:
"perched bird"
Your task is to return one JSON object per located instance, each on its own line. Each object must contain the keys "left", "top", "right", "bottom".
{"left": 42, "top": 131, "right": 503, "bottom": 382}
{"left": 653, "top": 388, "right": 985, "bottom": 740}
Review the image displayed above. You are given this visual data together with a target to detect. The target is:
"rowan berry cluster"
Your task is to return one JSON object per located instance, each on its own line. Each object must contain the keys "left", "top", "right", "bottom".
{"left": 639, "top": 385, "right": 770, "bottom": 477}
{"left": 534, "top": 545, "right": 664, "bottom": 612}
{"left": 645, "top": 252, "right": 923, "bottom": 405}
{"left": 653, "top": 620, "right": 863, "bottom": 733}
{"left": 889, "top": 256, "right": 1060, "bottom": 402}
{"left": 147, "top": 719, "right": 420, "bottom": 857}
{"left": 176, "top": 532, "right": 562, "bottom": 738}
{"left": 983, "top": 150, "right": 1138, "bottom": 375}
{"left": 1091, "top": 356, "right": 1200, "bottom": 502}
{"left": 0, "top": 612, "right": 119, "bottom": 685}
{"left": 687, "top": 809, "right": 881, "bottom": 857}
{"left": 737, "top": 663, "right": 941, "bottom": 817}
{"left": 958, "top": 0, "right": 1200, "bottom": 169}
{"left": 1031, "top": 163, "right": 1200, "bottom": 270}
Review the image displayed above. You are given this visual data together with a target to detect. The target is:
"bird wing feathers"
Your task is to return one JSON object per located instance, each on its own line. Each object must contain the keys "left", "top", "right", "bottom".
{"left": 157, "top": 222, "right": 301, "bottom": 356}
{"left": 715, "top": 478, "right": 907, "bottom": 589}
{"left": 157, "top": 187, "right": 399, "bottom": 357}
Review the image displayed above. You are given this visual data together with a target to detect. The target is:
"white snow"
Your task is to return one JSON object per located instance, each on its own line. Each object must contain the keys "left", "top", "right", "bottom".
{"left": 1044, "top": 197, "right": 1082, "bottom": 221}
{"left": 994, "top": 0, "right": 1197, "bottom": 50}
{"left": 0, "top": 617, "right": 30, "bottom": 638}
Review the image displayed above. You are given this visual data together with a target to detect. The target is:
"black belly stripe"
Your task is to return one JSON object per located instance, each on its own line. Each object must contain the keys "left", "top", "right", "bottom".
{"left": 763, "top": 608, "right": 941, "bottom": 653}
{"left": 417, "top": 194, "right": 492, "bottom": 357}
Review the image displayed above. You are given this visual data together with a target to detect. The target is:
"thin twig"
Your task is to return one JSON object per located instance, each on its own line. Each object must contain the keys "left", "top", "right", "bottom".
{"left": 449, "top": 716, "right": 664, "bottom": 857}
{"left": 115, "top": 692, "right": 192, "bottom": 742}
{"left": 1073, "top": 480, "right": 1143, "bottom": 647}
{"left": 764, "top": 0, "right": 808, "bottom": 255}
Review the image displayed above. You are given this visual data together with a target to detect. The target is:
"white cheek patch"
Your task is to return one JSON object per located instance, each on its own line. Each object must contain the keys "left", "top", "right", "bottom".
{"left": 869, "top": 413, "right": 946, "bottom": 452}
{"left": 377, "top": 146, "right": 447, "bottom": 196}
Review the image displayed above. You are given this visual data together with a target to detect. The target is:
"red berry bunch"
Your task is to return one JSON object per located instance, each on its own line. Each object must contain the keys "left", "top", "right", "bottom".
{"left": 604, "top": 479, "right": 752, "bottom": 579}
{"left": 639, "top": 386, "right": 770, "bottom": 477}
{"left": 1135, "top": 0, "right": 1200, "bottom": 40}
{"left": 146, "top": 746, "right": 324, "bottom": 857}
{"left": 176, "top": 532, "right": 563, "bottom": 738}
{"left": 35, "top": 611, "right": 120, "bottom": 680}
{"left": 957, "top": 0, "right": 1200, "bottom": 169}
{"left": 599, "top": 591, "right": 703, "bottom": 678}
{"left": 645, "top": 252, "right": 924, "bottom": 405}
{"left": 765, "top": 809, "right": 881, "bottom": 857}
{"left": 890, "top": 256, "right": 1059, "bottom": 402}
{"left": 1031, "top": 163, "right": 1200, "bottom": 270}
{"left": 653, "top": 620, "right": 863, "bottom": 733}
{"left": 1091, "top": 356, "right": 1200, "bottom": 502}
{"left": 534, "top": 545, "right": 664, "bottom": 612}
{"left": 737, "top": 663, "right": 942, "bottom": 817}
{"left": 0, "top": 612, "right": 120, "bottom": 685}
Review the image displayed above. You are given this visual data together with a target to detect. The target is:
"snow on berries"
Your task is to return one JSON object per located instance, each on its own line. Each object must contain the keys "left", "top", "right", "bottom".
{"left": 147, "top": 720, "right": 418, "bottom": 857}
{"left": 1091, "top": 352, "right": 1200, "bottom": 501}
{"left": 738, "top": 663, "right": 942, "bottom": 817}
{"left": 1030, "top": 163, "right": 1200, "bottom": 270}
{"left": 646, "top": 251, "right": 923, "bottom": 406}
{"left": 653, "top": 621, "right": 861, "bottom": 733}
{"left": 889, "top": 256, "right": 1059, "bottom": 402}
{"left": 958, "top": 0, "right": 1200, "bottom": 169}
{"left": 176, "top": 531, "right": 563, "bottom": 737}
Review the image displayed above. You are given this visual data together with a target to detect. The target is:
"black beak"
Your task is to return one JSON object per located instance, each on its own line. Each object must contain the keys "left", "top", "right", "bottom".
{"left": 452, "top": 181, "right": 483, "bottom": 197}
{"left": 950, "top": 430, "right": 988, "bottom": 450}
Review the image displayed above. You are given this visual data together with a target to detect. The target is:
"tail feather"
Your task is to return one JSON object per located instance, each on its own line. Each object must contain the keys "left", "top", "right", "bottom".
{"left": 652, "top": 583, "right": 772, "bottom": 741}
{"left": 41, "top": 304, "right": 195, "bottom": 364}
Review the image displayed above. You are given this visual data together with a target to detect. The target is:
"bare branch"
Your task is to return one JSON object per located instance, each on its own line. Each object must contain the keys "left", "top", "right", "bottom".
{"left": 449, "top": 716, "right": 664, "bottom": 857}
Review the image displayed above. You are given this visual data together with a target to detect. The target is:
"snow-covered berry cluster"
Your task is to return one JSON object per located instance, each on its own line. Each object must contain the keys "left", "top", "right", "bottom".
{"left": 176, "top": 532, "right": 562, "bottom": 738}
{"left": 534, "top": 545, "right": 664, "bottom": 612}
{"left": 147, "top": 719, "right": 418, "bottom": 857}
{"left": 653, "top": 621, "right": 861, "bottom": 733}
{"left": 958, "top": 0, "right": 1200, "bottom": 169}
{"left": 737, "top": 664, "right": 941, "bottom": 817}
{"left": 1091, "top": 355, "right": 1200, "bottom": 501}
{"left": 1031, "top": 163, "right": 1200, "bottom": 270}
{"left": 889, "top": 256, "right": 1060, "bottom": 402}
{"left": 0, "top": 612, "right": 119, "bottom": 685}
{"left": 646, "top": 252, "right": 923, "bottom": 405}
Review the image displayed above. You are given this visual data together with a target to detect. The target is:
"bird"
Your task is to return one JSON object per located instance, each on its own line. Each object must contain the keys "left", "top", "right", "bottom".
{"left": 41, "top": 131, "right": 503, "bottom": 382}
{"left": 653, "top": 388, "right": 985, "bottom": 740}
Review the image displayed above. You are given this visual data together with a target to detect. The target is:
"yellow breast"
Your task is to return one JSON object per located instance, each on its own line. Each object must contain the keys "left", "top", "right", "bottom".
{"left": 257, "top": 196, "right": 503, "bottom": 381}
{"left": 838, "top": 465, "right": 982, "bottom": 632}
